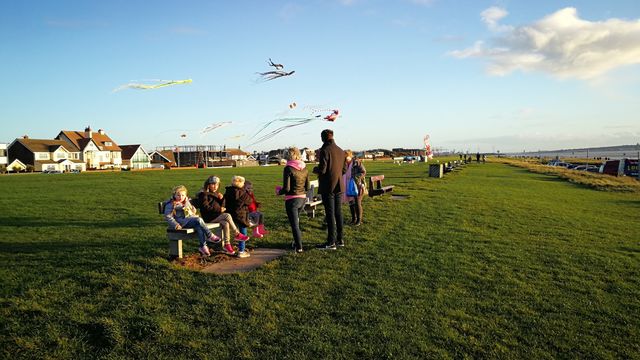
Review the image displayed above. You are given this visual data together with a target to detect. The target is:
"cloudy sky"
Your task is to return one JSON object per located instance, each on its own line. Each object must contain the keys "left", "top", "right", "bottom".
{"left": 1, "top": 0, "right": 639, "bottom": 153}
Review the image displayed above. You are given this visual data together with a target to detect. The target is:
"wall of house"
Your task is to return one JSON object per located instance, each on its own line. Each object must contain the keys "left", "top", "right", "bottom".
{"left": 8, "top": 141, "right": 34, "bottom": 166}
{"left": 131, "top": 148, "right": 151, "bottom": 169}
{"left": 0, "top": 144, "right": 7, "bottom": 166}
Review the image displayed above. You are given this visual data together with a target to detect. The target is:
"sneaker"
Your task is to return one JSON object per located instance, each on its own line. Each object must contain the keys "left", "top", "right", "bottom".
{"left": 208, "top": 233, "right": 221, "bottom": 243}
{"left": 223, "top": 243, "right": 236, "bottom": 255}
{"left": 316, "top": 243, "right": 337, "bottom": 250}
{"left": 295, "top": 248, "right": 304, "bottom": 253}
{"left": 198, "top": 245, "right": 211, "bottom": 256}
{"left": 237, "top": 251, "right": 250, "bottom": 258}
{"left": 235, "top": 233, "right": 250, "bottom": 241}
{"left": 337, "top": 241, "right": 345, "bottom": 247}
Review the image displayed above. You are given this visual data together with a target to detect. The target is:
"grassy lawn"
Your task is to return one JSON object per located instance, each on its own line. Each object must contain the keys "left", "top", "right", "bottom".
{"left": 1, "top": 161, "right": 639, "bottom": 359}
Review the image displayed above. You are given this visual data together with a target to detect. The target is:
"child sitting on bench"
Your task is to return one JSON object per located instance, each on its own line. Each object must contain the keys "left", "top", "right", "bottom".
{"left": 163, "top": 185, "right": 220, "bottom": 257}
{"left": 224, "top": 176, "right": 253, "bottom": 258}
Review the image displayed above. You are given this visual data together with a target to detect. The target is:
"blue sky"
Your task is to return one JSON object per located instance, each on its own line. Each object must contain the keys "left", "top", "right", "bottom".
{"left": 1, "top": 0, "right": 639, "bottom": 153}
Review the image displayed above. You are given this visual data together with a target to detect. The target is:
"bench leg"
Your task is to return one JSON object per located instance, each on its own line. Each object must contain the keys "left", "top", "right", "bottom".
{"left": 169, "top": 239, "right": 183, "bottom": 259}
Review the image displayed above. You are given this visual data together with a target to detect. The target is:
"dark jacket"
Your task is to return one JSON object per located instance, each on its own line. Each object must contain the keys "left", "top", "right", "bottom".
{"left": 313, "top": 139, "right": 346, "bottom": 194}
{"left": 351, "top": 158, "right": 367, "bottom": 185}
{"left": 224, "top": 185, "right": 252, "bottom": 227}
{"left": 279, "top": 160, "right": 310, "bottom": 197}
{"left": 197, "top": 190, "right": 225, "bottom": 223}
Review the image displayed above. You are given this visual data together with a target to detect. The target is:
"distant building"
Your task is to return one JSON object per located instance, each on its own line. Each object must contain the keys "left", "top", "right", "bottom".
{"left": 120, "top": 144, "right": 151, "bottom": 169}
{"left": 149, "top": 150, "right": 176, "bottom": 168}
{"left": 7, "top": 136, "right": 86, "bottom": 172}
{"left": 155, "top": 145, "right": 254, "bottom": 167}
{"left": 56, "top": 127, "right": 122, "bottom": 169}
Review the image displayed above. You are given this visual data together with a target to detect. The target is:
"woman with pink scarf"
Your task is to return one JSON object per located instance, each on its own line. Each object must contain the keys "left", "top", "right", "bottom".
{"left": 277, "top": 147, "right": 310, "bottom": 253}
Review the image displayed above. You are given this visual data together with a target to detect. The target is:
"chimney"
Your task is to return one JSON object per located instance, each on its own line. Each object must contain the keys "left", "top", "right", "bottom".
{"left": 84, "top": 126, "right": 92, "bottom": 138}
{"left": 98, "top": 129, "right": 105, "bottom": 135}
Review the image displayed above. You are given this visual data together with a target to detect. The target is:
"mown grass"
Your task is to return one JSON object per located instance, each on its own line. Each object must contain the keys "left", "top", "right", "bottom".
{"left": 1, "top": 161, "right": 639, "bottom": 359}
{"left": 494, "top": 157, "right": 640, "bottom": 193}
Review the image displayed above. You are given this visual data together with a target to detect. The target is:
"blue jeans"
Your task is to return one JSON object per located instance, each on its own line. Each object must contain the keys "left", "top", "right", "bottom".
{"left": 181, "top": 217, "right": 212, "bottom": 247}
{"left": 285, "top": 197, "right": 306, "bottom": 250}
{"left": 321, "top": 192, "right": 343, "bottom": 245}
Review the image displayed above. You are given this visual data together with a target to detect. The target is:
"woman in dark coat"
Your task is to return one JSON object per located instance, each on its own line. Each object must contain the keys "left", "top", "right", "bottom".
{"left": 278, "top": 147, "right": 309, "bottom": 253}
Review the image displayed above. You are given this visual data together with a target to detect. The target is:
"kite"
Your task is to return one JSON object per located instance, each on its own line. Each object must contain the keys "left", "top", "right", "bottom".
{"left": 256, "top": 70, "right": 295, "bottom": 82}
{"left": 226, "top": 134, "right": 245, "bottom": 141}
{"left": 201, "top": 121, "right": 232, "bottom": 134}
{"left": 324, "top": 109, "right": 339, "bottom": 122}
{"left": 267, "top": 58, "right": 284, "bottom": 70}
{"left": 180, "top": 134, "right": 187, "bottom": 138}
{"left": 289, "top": 102, "right": 297, "bottom": 109}
{"left": 112, "top": 79, "right": 192, "bottom": 92}
{"left": 248, "top": 109, "right": 341, "bottom": 146}
{"left": 424, "top": 135, "right": 433, "bottom": 160}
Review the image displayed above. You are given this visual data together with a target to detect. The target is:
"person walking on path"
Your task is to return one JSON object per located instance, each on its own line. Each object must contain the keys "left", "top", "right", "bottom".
{"left": 313, "top": 129, "right": 347, "bottom": 250}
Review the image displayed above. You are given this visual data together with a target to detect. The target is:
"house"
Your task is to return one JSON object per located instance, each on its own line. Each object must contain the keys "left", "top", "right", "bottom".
{"left": 6, "top": 158, "right": 26, "bottom": 172}
{"left": 226, "top": 148, "right": 249, "bottom": 161}
{"left": 120, "top": 144, "right": 151, "bottom": 170}
{"left": 7, "top": 136, "right": 86, "bottom": 172}
{"left": 149, "top": 150, "right": 176, "bottom": 168}
{"left": 0, "top": 143, "right": 7, "bottom": 168}
{"left": 56, "top": 127, "right": 122, "bottom": 169}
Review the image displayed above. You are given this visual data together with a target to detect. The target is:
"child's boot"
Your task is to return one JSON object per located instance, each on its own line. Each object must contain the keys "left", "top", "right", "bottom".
{"left": 252, "top": 227, "right": 263, "bottom": 238}
{"left": 258, "top": 224, "right": 269, "bottom": 235}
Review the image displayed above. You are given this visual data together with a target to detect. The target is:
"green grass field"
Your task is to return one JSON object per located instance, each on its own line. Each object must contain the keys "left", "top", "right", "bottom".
{"left": 1, "top": 161, "right": 639, "bottom": 359}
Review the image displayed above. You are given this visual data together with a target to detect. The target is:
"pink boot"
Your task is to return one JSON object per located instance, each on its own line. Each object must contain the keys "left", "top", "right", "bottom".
{"left": 258, "top": 224, "right": 269, "bottom": 235}
{"left": 252, "top": 227, "right": 263, "bottom": 238}
{"left": 235, "top": 232, "right": 249, "bottom": 241}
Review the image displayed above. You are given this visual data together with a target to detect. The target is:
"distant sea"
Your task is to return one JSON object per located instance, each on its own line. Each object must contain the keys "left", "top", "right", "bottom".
{"left": 505, "top": 144, "right": 640, "bottom": 160}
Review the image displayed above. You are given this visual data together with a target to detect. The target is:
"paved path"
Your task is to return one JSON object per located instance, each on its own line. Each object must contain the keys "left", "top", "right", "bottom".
{"left": 201, "top": 248, "right": 287, "bottom": 274}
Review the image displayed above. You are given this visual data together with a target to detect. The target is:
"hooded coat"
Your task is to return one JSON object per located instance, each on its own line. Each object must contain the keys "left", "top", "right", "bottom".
{"left": 279, "top": 160, "right": 309, "bottom": 199}
{"left": 224, "top": 185, "right": 252, "bottom": 227}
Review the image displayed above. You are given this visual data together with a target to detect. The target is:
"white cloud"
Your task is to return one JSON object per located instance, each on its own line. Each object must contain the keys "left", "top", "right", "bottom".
{"left": 450, "top": 7, "right": 640, "bottom": 79}
{"left": 480, "top": 6, "right": 511, "bottom": 31}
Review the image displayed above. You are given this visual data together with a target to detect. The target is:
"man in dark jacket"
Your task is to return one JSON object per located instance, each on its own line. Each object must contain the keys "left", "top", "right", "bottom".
{"left": 313, "top": 129, "right": 347, "bottom": 250}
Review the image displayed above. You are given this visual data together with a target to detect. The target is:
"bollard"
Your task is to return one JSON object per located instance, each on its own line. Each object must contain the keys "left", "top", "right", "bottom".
{"left": 429, "top": 163, "right": 443, "bottom": 178}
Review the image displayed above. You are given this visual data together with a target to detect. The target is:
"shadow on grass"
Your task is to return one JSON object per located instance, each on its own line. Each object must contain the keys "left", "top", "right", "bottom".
{"left": 0, "top": 216, "right": 158, "bottom": 228}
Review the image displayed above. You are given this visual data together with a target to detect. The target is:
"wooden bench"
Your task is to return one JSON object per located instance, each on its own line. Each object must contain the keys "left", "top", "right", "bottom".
{"left": 304, "top": 180, "right": 323, "bottom": 218}
{"left": 158, "top": 201, "right": 220, "bottom": 259}
{"left": 368, "top": 175, "right": 394, "bottom": 197}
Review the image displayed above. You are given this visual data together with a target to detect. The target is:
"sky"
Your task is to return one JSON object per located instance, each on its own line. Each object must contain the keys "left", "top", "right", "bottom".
{"left": 1, "top": 0, "right": 639, "bottom": 153}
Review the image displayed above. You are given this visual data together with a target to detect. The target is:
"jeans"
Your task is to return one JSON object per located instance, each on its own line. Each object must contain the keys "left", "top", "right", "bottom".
{"left": 285, "top": 197, "right": 306, "bottom": 250}
{"left": 321, "top": 192, "right": 343, "bottom": 245}
{"left": 181, "top": 217, "right": 212, "bottom": 247}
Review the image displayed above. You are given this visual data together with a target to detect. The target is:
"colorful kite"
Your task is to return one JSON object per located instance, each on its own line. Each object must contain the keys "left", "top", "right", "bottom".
{"left": 248, "top": 109, "right": 341, "bottom": 146}
{"left": 201, "top": 121, "right": 232, "bottom": 134}
{"left": 424, "top": 135, "right": 433, "bottom": 159}
{"left": 112, "top": 79, "right": 192, "bottom": 92}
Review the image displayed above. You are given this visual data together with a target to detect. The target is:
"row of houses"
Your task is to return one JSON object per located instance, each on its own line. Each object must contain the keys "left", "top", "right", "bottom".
{"left": 1, "top": 127, "right": 188, "bottom": 173}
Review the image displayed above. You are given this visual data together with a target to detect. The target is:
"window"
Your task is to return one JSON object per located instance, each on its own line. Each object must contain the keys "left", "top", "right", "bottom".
{"left": 0, "top": 149, "right": 6, "bottom": 156}
{"left": 37, "top": 153, "right": 49, "bottom": 160}
{"left": 104, "top": 141, "right": 112, "bottom": 146}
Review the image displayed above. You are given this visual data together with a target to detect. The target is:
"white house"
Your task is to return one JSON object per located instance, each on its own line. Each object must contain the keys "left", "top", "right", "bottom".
{"left": 120, "top": 144, "right": 151, "bottom": 169}
{"left": 56, "top": 127, "right": 122, "bottom": 170}
{"left": 7, "top": 137, "right": 86, "bottom": 172}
